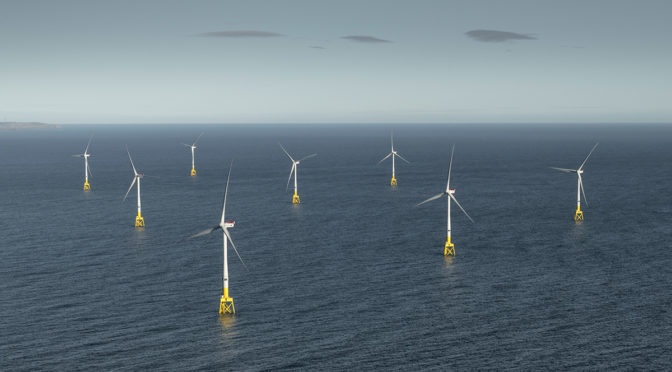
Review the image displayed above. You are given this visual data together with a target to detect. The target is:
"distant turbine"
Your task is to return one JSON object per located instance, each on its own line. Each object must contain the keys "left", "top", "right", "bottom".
{"left": 123, "top": 147, "right": 146, "bottom": 228}
{"left": 279, "top": 143, "right": 316, "bottom": 204}
{"left": 417, "top": 145, "right": 474, "bottom": 256}
{"left": 550, "top": 143, "right": 599, "bottom": 222}
{"left": 190, "top": 161, "right": 247, "bottom": 315}
{"left": 72, "top": 135, "right": 93, "bottom": 191}
{"left": 378, "top": 131, "right": 409, "bottom": 186}
{"left": 183, "top": 132, "right": 204, "bottom": 176}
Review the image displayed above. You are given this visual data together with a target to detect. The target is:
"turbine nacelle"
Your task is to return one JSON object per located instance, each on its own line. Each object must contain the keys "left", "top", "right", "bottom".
{"left": 222, "top": 221, "right": 235, "bottom": 228}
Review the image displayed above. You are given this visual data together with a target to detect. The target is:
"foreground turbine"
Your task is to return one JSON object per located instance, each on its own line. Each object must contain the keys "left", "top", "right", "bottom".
{"left": 183, "top": 133, "right": 204, "bottom": 176}
{"left": 279, "top": 143, "right": 316, "bottom": 204}
{"left": 190, "top": 162, "right": 247, "bottom": 315}
{"left": 73, "top": 135, "right": 93, "bottom": 191}
{"left": 378, "top": 132, "right": 409, "bottom": 186}
{"left": 123, "top": 147, "right": 145, "bottom": 228}
{"left": 417, "top": 145, "right": 474, "bottom": 256}
{"left": 550, "top": 143, "right": 599, "bottom": 222}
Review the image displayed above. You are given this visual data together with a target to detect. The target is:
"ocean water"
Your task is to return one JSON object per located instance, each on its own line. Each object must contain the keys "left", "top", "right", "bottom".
{"left": 1, "top": 124, "right": 671, "bottom": 370}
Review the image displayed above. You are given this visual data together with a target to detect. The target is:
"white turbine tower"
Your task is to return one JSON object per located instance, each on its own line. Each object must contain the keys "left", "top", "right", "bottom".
{"left": 417, "top": 145, "right": 474, "bottom": 256}
{"left": 190, "top": 161, "right": 247, "bottom": 315}
{"left": 73, "top": 135, "right": 93, "bottom": 191}
{"left": 123, "top": 147, "right": 145, "bottom": 228}
{"left": 378, "top": 132, "right": 409, "bottom": 186}
{"left": 183, "top": 132, "right": 204, "bottom": 176}
{"left": 551, "top": 143, "right": 599, "bottom": 222}
{"left": 279, "top": 143, "right": 316, "bottom": 204}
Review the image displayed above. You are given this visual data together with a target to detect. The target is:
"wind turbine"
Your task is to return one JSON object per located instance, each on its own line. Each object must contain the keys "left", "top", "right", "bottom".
{"left": 417, "top": 145, "right": 474, "bottom": 256}
{"left": 550, "top": 143, "right": 599, "bottom": 222}
{"left": 378, "top": 132, "right": 409, "bottom": 186}
{"left": 279, "top": 143, "right": 316, "bottom": 204}
{"left": 123, "top": 147, "right": 145, "bottom": 228}
{"left": 183, "top": 132, "right": 204, "bottom": 176}
{"left": 190, "top": 161, "right": 247, "bottom": 315}
{"left": 73, "top": 135, "right": 93, "bottom": 191}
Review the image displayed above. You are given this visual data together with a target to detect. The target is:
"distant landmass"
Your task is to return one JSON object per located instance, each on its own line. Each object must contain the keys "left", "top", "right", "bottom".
{"left": 0, "top": 122, "right": 61, "bottom": 130}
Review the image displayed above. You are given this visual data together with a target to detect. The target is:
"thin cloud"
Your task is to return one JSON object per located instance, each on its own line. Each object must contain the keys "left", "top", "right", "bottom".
{"left": 196, "top": 30, "right": 283, "bottom": 38}
{"left": 465, "top": 29, "right": 536, "bottom": 42}
{"left": 341, "top": 35, "right": 391, "bottom": 43}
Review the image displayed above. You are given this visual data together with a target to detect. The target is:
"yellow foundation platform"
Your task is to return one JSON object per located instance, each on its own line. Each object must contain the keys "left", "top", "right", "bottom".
{"left": 574, "top": 208, "right": 584, "bottom": 222}
{"left": 390, "top": 176, "right": 397, "bottom": 186}
{"left": 444, "top": 237, "right": 455, "bottom": 256}
{"left": 219, "top": 289, "right": 235, "bottom": 314}
{"left": 135, "top": 213, "right": 145, "bottom": 228}
{"left": 83, "top": 180, "right": 91, "bottom": 191}
{"left": 190, "top": 168, "right": 197, "bottom": 176}
{"left": 293, "top": 192, "right": 300, "bottom": 204}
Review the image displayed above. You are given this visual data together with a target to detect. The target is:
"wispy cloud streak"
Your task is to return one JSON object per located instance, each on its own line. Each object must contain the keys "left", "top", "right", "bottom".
{"left": 465, "top": 29, "right": 536, "bottom": 42}
{"left": 341, "top": 35, "right": 391, "bottom": 43}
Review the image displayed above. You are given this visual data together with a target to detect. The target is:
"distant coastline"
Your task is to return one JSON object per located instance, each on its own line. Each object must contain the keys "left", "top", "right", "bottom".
{"left": 0, "top": 122, "right": 61, "bottom": 130}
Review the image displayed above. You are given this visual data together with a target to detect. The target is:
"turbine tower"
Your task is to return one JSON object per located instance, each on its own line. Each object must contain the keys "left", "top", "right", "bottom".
{"left": 551, "top": 143, "right": 599, "bottom": 222}
{"left": 378, "top": 132, "right": 409, "bottom": 186}
{"left": 279, "top": 143, "right": 316, "bottom": 204}
{"left": 73, "top": 135, "right": 93, "bottom": 191}
{"left": 183, "top": 133, "right": 204, "bottom": 176}
{"left": 417, "top": 145, "right": 474, "bottom": 256}
{"left": 123, "top": 147, "right": 145, "bottom": 228}
{"left": 190, "top": 161, "right": 247, "bottom": 315}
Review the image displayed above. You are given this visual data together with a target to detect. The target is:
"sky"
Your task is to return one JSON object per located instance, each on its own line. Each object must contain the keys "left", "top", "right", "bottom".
{"left": 1, "top": 0, "right": 671, "bottom": 124}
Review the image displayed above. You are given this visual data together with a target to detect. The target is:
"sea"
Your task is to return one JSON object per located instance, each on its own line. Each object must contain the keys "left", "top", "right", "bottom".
{"left": 1, "top": 123, "right": 671, "bottom": 370}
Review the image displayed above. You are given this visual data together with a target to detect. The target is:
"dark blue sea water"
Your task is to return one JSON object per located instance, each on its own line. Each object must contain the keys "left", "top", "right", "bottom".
{"left": 1, "top": 124, "right": 671, "bottom": 370}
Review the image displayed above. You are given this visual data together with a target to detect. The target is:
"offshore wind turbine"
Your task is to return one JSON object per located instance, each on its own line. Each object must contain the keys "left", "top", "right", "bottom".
{"left": 190, "top": 161, "right": 247, "bottom": 315}
{"left": 73, "top": 135, "right": 93, "bottom": 191}
{"left": 123, "top": 147, "right": 145, "bottom": 228}
{"left": 417, "top": 145, "right": 474, "bottom": 256}
{"left": 378, "top": 132, "right": 409, "bottom": 186}
{"left": 279, "top": 143, "right": 316, "bottom": 204}
{"left": 550, "top": 143, "right": 599, "bottom": 222}
{"left": 183, "top": 132, "right": 204, "bottom": 176}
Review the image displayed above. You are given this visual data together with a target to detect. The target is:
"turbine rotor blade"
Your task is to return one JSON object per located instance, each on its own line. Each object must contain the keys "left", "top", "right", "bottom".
{"left": 286, "top": 163, "right": 295, "bottom": 191}
{"left": 299, "top": 153, "right": 317, "bottom": 162}
{"left": 390, "top": 131, "right": 394, "bottom": 151}
{"left": 377, "top": 152, "right": 392, "bottom": 165}
{"left": 446, "top": 144, "right": 455, "bottom": 190}
{"left": 123, "top": 177, "right": 137, "bottom": 201}
{"left": 220, "top": 160, "right": 233, "bottom": 226}
{"left": 182, "top": 143, "right": 192, "bottom": 148}
{"left": 278, "top": 143, "right": 295, "bottom": 162}
{"left": 449, "top": 193, "right": 475, "bottom": 223}
{"left": 416, "top": 193, "right": 445, "bottom": 206}
{"left": 550, "top": 167, "right": 576, "bottom": 173}
{"left": 84, "top": 135, "right": 93, "bottom": 154}
{"left": 87, "top": 164, "right": 93, "bottom": 178}
{"left": 193, "top": 132, "right": 204, "bottom": 146}
{"left": 395, "top": 152, "right": 410, "bottom": 164}
{"left": 189, "top": 225, "right": 220, "bottom": 239}
{"left": 224, "top": 228, "right": 248, "bottom": 271}
{"left": 126, "top": 146, "right": 138, "bottom": 176}
{"left": 578, "top": 142, "right": 599, "bottom": 171}
{"left": 578, "top": 173, "right": 588, "bottom": 206}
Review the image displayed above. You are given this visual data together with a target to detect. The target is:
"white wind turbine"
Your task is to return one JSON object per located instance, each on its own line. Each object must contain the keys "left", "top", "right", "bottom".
{"left": 417, "top": 145, "right": 474, "bottom": 256}
{"left": 378, "top": 132, "right": 409, "bottom": 186}
{"left": 190, "top": 161, "right": 247, "bottom": 315}
{"left": 550, "top": 143, "right": 599, "bottom": 222}
{"left": 183, "top": 132, "right": 204, "bottom": 176}
{"left": 279, "top": 143, "right": 316, "bottom": 204}
{"left": 123, "top": 147, "right": 146, "bottom": 228}
{"left": 73, "top": 135, "right": 93, "bottom": 191}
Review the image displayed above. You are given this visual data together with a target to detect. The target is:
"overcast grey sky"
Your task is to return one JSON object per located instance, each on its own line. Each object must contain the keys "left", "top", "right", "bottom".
{"left": 1, "top": 0, "right": 671, "bottom": 124}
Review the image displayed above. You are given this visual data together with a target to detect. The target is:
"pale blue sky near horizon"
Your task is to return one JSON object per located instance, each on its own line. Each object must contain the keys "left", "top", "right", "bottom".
{"left": 1, "top": 0, "right": 671, "bottom": 124}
